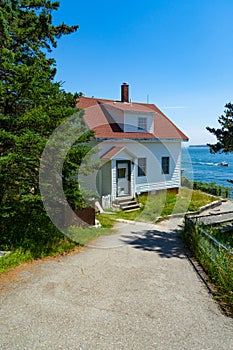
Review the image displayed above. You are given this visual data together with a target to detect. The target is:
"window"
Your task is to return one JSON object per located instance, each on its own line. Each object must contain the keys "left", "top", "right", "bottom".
{"left": 138, "top": 117, "right": 147, "bottom": 132}
{"left": 138, "top": 158, "right": 147, "bottom": 177}
{"left": 117, "top": 168, "right": 126, "bottom": 179}
{"left": 162, "top": 156, "right": 170, "bottom": 174}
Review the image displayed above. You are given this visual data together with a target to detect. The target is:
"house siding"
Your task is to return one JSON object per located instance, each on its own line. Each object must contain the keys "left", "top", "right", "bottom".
{"left": 78, "top": 95, "right": 188, "bottom": 204}
{"left": 99, "top": 140, "right": 181, "bottom": 197}
{"left": 111, "top": 160, "right": 117, "bottom": 201}
{"left": 135, "top": 141, "right": 181, "bottom": 194}
{"left": 124, "top": 112, "right": 154, "bottom": 133}
{"left": 101, "top": 161, "right": 112, "bottom": 195}
{"left": 130, "top": 162, "right": 136, "bottom": 197}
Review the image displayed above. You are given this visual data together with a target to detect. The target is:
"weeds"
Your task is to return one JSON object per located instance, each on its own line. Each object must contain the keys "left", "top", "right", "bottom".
{"left": 0, "top": 239, "right": 77, "bottom": 274}
{"left": 183, "top": 217, "right": 233, "bottom": 314}
{"left": 0, "top": 225, "right": 114, "bottom": 273}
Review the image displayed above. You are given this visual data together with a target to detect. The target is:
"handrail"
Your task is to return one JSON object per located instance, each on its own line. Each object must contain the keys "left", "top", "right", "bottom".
{"left": 198, "top": 226, "right": 233, "bottom": 255}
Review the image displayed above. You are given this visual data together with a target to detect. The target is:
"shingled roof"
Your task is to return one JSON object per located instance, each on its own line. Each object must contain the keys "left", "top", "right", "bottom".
{"left": 77, "top": 96, "right": 188, "bottom": 141}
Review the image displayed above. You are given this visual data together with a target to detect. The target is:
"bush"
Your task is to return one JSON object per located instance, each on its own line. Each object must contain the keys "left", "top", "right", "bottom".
{"left": 182, "top": 177, "right": 230, "bottom": 198}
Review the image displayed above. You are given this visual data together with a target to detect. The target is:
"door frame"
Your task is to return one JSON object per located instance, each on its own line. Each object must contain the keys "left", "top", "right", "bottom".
{"left": 116, "top": 160, "right": 131, "bottom": 197}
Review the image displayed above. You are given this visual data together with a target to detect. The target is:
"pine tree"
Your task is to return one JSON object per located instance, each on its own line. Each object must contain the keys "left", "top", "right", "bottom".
{"left": 207, "top": 103, "right": 233, "bottom": 153}
{"left": 0, "top": 1, "right": 92, "bottom": 248}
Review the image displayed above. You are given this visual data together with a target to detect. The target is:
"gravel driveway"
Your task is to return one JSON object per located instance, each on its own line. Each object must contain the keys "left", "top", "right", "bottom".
{"left": 1, "top": 217, "right": 233, "bottom": 350}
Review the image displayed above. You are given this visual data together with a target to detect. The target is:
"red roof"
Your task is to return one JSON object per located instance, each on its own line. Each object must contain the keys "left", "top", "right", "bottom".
{"left": 101, "top": 146, "right": 124, "bottom": 159}
{"left": 102, "top": 101, "right": 155, "bottom": 113}
{"left": 77, "top": 96, "right": 188, "bottom": 141}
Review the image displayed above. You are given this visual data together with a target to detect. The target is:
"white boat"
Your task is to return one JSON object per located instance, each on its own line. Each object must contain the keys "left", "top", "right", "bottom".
{"left": 217, "top": 161, "right": 229, "bottom": 166}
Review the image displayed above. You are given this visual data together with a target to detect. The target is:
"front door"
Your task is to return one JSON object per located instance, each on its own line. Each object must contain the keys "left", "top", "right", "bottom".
{"left": 116, "top": 161, "right": 130, "bottom": 197}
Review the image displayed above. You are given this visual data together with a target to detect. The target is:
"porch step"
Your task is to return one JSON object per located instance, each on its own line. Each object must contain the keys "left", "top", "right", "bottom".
{"left": 114, "top": 196, "right": 133, "bottom": 205}
{"left": 114, "top": 198, "right": 140, "bottom": 211}
{"left": 121, "top": 203, "right": 141, "bottom": 211}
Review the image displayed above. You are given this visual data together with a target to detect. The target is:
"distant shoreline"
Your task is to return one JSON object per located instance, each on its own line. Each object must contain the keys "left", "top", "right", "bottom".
{"left": 189, "top": 145, "right": 209, "bottom": 148}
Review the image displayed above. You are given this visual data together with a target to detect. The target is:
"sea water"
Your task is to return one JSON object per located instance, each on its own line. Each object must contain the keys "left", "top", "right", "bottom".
{"left": 181, "top": 146, "right": 233, "bottom": 197}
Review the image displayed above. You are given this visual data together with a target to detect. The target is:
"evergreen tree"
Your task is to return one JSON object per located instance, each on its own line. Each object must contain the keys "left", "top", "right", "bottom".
{"left": 0, "top": 1, "right": 92, "bottom": 249}
{"left": 207, "top": 103, "right": 233, "bottom": 153}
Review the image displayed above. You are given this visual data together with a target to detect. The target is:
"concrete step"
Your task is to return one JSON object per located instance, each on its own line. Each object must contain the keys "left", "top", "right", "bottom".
{"left": 115, "top": 197, "right": 133, "bottom": 205}
{"left": 113, "top": 197, "right": 140, "bottom": 211}
{"left": 121, "top": 202, "right": 140, "bottom": 211}
{"left": 120, "top": 200, "right": 137, "bottom": 206}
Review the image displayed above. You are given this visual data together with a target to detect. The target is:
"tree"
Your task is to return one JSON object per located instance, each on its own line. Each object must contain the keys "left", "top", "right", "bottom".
{"left": 206, "top": 103, "right": 233, "bottom": 153}
{"left": 0, "top": 0, "right": 78, "bottom": 116}
{"left": 0, "top": 1, "right": 92, "bottom": 249}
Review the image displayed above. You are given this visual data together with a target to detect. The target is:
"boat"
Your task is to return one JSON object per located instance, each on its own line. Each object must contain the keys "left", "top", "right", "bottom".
{"left": 227, "top": 179, "right": 233, "bottom": 184}
{"left": 217, "top": 161, "right": 229, "bottom": 166}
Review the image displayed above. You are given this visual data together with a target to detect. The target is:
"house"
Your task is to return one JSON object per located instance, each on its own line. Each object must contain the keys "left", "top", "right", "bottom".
{"left": 77, "top": 83, "right": 188, "bottom": 209}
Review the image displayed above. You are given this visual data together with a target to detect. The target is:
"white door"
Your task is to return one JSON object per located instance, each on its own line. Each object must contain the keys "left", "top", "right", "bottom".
{"left": 117, "top": 161, "right": 130, "bottom": 196}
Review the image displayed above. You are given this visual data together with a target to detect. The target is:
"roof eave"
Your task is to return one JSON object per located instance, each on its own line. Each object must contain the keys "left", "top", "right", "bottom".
{"left": 96, "top": 137, "right": 189, "bottom": 142}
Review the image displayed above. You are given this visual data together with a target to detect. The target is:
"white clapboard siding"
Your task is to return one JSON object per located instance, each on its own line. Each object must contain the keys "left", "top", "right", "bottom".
{"left": 99, "top": 139, "right": 182, "bottom": 199}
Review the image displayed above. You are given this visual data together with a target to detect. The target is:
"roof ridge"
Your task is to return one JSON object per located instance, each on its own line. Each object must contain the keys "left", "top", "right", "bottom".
{"left": 77, "top": 96, "right": 189, "bottom": 141}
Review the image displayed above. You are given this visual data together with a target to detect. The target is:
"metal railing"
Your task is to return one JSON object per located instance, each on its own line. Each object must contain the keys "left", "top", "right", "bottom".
{"left": 184, "top": 215, "right": 233, "bottom": 291}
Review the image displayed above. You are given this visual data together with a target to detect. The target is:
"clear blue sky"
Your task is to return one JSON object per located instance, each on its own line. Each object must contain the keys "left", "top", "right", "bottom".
{"left": 52, "top": 0, "right": 233, "bottom": 145}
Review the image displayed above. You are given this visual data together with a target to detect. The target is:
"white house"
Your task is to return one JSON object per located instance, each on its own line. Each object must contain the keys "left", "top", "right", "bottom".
{"left": 77, "top": 83, "right": 188, "bottom": 208}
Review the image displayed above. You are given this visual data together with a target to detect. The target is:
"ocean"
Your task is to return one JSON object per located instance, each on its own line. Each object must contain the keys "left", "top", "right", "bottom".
{"left": 181, "top": 146, "right": 233, "bottom": 197}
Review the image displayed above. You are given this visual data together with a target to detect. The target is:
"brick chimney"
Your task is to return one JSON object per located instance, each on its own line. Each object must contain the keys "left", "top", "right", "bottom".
{"left": 121, "top": 82, "right": 129, "bottom": 103}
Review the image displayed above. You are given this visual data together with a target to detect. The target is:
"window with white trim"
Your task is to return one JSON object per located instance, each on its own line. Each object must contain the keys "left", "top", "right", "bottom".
{"left": 138, "top": 117, "right": 147, "bottom": 132}
{"left": 138, "top": 158, "right": 147, "bottom": 177}
{"left": 162, "top": 156, "right": 170, "bottom": 174}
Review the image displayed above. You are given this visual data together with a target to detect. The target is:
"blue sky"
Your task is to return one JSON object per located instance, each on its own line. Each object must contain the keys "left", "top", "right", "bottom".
{"left": 52, "top": 0, "right": 233, "bottom": 144}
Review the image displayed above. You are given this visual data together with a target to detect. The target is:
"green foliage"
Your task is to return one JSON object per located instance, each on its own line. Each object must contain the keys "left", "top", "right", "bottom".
{"left": 207, "top": 103, "right": 233, "bottom": 153}
{"left": 210, "top": 226, "right": 233, "bottom": 249}
{"left": 0, "top": 250, "right": 34, "bottom": 273}
{"left": 182, "top": 177, "right": 230, "bottom": 198}
{"left": 0, "top": 239, "right": 78, "bottom": 274}
{"left": 0, "top": 0, "right": 78, "bottom": 116}
{"left": 183, "top": 218, "right": 233, "bottom": 313}
{"left": 98, "top": 188, "right": 217, "bottom": 223}
{"left": 96, "top": 213, "right": 116, "bottom": 228}
{"left": 67, "top": 227, "right": 114, "bottom": 246}
{"left": 181, "top": 176, "right": 193, "bottom": 189}
{"left": 0, "top": 223, "right": 113, "bottom": 274}
{"left": 0, "top": 1, "right": 93, "bottom": 254}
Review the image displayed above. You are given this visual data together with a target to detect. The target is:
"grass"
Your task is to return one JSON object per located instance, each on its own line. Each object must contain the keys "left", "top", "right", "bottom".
{"left": 0, "top": 250, "right": 34, "bottom": 274}
{"left": 0, "top": 227, "right": 113, "bottom": 274}
{"left": 0, "top": 187, "right": 218, "bottom": 274}
{"left": 161, "top": 187, "right": 218, "bottom": 214}
{"left": 210, "top": 226, "right": 233, "bottom": 249}
{"left": 0, "top": 239, "right": 77, "bottom": 274}
{"left": 67, "top": 226, "right": 114, "bottom": 246}
{"left": 196, "top": 242, "right": 233, "bottom": 314}
{"left": 182, "top": 219, "right": 233, "bottom": 314}
{"left": 97, "top": 187, "right": 219, "bottom": 225}
{"left": 188, "top": 189, "right": 218, "bottom": 211}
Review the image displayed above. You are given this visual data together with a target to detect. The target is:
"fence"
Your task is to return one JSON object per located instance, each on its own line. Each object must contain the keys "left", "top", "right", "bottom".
{"left": 102, "top": 195, "right": 111, "bottom": 209}
{"left": 184, "top": 215, "right": 233, "bottom": 293}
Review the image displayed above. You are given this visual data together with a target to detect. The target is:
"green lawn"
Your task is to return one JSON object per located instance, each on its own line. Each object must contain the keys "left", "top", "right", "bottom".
{"left": 98, "top": 187, "right": 219, "bottom": 225}
{"left": 0, "top": 187, "right": 218, "bottom": 274}
{"left": 0, "top": 227, "right": 113, "bottom": 274}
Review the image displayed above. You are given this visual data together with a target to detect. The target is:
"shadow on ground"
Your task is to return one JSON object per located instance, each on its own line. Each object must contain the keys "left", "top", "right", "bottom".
{"left": 120, "top": 227, "right": 186, "bottom": 259}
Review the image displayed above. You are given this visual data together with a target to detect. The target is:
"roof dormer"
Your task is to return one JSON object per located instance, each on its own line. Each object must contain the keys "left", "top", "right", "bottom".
{"left": 100, "top": 101, "right": 155, "bottom": 133}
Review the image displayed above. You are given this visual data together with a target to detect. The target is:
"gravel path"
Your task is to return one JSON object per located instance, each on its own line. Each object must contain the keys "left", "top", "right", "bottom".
{"left": 1, "top": 217, "right": 233, "bottom": 350}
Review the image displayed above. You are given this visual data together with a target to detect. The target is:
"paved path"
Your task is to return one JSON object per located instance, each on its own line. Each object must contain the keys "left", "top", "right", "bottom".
{"left": 188, "top": 199, "right": 233, "bottom": 225}
{"left": 1, "top": 217, "right": 233, "bottom": 350}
